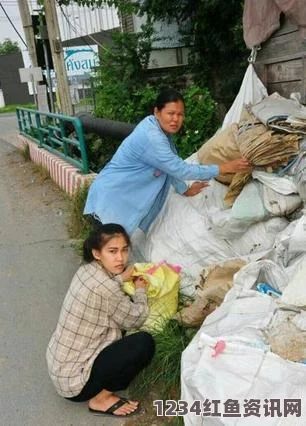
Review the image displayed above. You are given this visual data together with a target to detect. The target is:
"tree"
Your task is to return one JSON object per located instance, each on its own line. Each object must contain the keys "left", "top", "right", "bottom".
{"left": 58, "top": 1, "right": 248, "bottom": 112}
{"left": 138, "top": 0, "right": 248, "bottom": 110}
{"left": 0, "top": 38, "right": 20, "bottom": 55}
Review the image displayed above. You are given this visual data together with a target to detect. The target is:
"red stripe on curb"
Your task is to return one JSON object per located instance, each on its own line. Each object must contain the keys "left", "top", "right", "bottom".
{"left": 18, "top": 135, "right": 96, "bottom": 197}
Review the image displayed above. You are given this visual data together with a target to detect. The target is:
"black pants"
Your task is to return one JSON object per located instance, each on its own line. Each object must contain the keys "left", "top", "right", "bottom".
{"left": 67, "top": 331, "right": 155, "bottom": 402}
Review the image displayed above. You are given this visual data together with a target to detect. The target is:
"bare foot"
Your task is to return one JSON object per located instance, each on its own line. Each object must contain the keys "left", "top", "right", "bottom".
{"left": 89, "top": 389, "right": 139, "bottom": 416}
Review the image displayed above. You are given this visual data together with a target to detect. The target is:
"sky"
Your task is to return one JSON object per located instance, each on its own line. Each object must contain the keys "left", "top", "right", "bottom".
{"left": 0, "top": 0, "right": 118, "bottom": 66}
{"left": 0, "top": 1, "right": 38, "bottom": 47}
{"left": 0, "top": 0, "right": 39, "bottom": 67}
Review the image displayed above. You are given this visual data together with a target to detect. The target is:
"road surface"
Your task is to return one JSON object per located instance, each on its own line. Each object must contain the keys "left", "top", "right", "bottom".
{"left": 0, "top": 113, "right": 126, "bottom": 425}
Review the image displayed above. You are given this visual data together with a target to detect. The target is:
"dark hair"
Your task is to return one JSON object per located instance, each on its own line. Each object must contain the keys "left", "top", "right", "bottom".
{"left": 155, "top": 87, "right": 185, "bottom": 111}
{"left": 83, "top": 223, "right": 131, "bottom": 262}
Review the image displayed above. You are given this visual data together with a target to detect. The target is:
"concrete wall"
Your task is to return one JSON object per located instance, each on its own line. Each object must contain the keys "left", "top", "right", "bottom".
{"left": 0, "top": 52, "right": 33, "bottom": 105}
{"left": 148, "top": 47, "right": 190, "bottom": 69}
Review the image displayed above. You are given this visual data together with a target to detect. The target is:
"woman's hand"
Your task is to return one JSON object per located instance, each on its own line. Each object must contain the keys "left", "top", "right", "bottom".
{"left": 219, "top": 158, "right": 251, "bottom": 175}
{"left": 133, "top": 275, "right": 148, "bottom": 289}
{"left": 184, "top": 181, "right": 210, "bottom": 197}
{"left": 120, "top": 265, "right": 135, "bottom": 282}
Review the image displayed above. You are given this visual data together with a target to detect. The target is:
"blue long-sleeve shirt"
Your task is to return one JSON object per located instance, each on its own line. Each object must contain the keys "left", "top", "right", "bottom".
{"left": 84, "top": 115, "right": 219, "bottom": 234}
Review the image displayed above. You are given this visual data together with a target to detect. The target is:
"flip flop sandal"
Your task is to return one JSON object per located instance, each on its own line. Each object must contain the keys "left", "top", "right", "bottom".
{"left": 89, "top": 398, "right": 140, "bottom": 417}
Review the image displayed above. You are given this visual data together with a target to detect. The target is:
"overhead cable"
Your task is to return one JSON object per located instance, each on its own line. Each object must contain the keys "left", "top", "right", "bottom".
{"left": 0, "top": 1, "right": 27, "bottom": 47}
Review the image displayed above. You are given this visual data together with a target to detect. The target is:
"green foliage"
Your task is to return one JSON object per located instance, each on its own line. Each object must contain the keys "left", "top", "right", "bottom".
{"left": 19, "top": 143, "right": 30, "bottom": 161}
{"left": 0, "top": 38, "right": 20, "bottom": 55}
{"left": 90, "top": 83, "right": 217, "bottom": 170}
{"left": 138, "top": 0, "right": 248, "bottom": 109}
{"left": 68, "top": 183, "right": 92, "bottom": 239}
{"left": 85, "top": 133, "right": 122, "bottom": 172}
{"left": 175, "top": 85, "right": 218, "bottom": 159}
{"left": 91, "top": 24, "right": 218, "bottom": 167}
{"left": 61, "top": 1, "right": 248, "bottom": 110}
{"left": 94, "top": 26, "right": 154, "bottom": 123}
{"left": 0, "top": 103, "right": 35, "bottom": 113}
{"left": 188, "top": 1, "right": 247, "bottom": 109}
{"left": 131, "top": 319, "right": 198, "bottom": 398}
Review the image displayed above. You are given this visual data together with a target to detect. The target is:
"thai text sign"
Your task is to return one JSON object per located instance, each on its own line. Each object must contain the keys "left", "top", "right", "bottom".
{"left": 64, "top": 45, "right": 99, "bottom": 76}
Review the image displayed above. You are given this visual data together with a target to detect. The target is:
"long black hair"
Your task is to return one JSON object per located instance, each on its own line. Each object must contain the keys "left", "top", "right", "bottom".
{"left": 83, "top": 223, "right": 131, "bottom": 262}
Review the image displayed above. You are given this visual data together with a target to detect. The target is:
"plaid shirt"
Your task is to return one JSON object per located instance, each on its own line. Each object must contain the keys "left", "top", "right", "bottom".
{"left": 46, "top": 261, "right": 148, "bottom": 397}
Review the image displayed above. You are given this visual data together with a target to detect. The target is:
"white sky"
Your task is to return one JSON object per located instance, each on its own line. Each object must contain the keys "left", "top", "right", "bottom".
{"left": 0, "top": 0, "right": 118, "bottom": 65}
{"left": 0, "top": 0, "right": 39, "bottom": 68}
{"left": 0, "top": 1, "right": 38, "bottom": 47}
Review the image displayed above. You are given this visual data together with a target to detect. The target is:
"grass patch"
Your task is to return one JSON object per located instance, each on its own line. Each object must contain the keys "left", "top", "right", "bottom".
{"left": 78, "top": 97, "right": 93, "bottom": 106}
{"left": 68, "top": 183, "right": 92, "bottom": 241}
{"left": 0, "top": 103, "right": 35, "bottom": 113}
{"left": 19, "top": 143, "right": 30, "bottom": 161}
{"left": 129, "top": 319, "right": 198, "bottom": 425}
{"left": 131, "top": 320, "right": 198, "bottom": 400}
{"left": 32, "top": 163, "right": 50, "bottom": 182}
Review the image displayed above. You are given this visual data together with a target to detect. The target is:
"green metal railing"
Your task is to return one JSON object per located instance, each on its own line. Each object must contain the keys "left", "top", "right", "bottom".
{"left": 16, "top": 108, "right": 89, "bottom": 174}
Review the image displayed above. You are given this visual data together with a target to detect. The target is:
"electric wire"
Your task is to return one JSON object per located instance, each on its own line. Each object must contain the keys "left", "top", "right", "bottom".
{"left": 0, "top": 0, "right": 27, "bottom": 47}
{"left": 57, "top": 2, "right": 111, "bottom": 54}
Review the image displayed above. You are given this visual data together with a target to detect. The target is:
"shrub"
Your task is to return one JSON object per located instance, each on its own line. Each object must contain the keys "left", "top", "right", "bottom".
{"left": 84, "top": 133, "right": 122, "bottom": 173}
{"left": 90, "top": 83, "right": 218, "bottom": 171}
{"left": 90, "top": 26, "right": 219, "bottom": 170}
{"left": 68, "top": 183, "right": 92, "bottom": 239}
{"left": 94, "top": 26, "right": 153, "bottom": 123}
{"left": 176, "top": 85, "right": 218, "bottom": 158}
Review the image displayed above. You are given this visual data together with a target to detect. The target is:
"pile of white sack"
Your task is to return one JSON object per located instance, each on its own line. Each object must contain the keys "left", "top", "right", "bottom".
{"left": 133, "top": 65, "right": 306, "bottom": 425}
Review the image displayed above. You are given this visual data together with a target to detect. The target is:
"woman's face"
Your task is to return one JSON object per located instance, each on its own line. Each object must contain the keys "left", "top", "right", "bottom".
{"left": 154, "top": 100, "right": 185, "bottom": 134}
{"left": 92, "top": 235, "right": 129, "bottom": 275}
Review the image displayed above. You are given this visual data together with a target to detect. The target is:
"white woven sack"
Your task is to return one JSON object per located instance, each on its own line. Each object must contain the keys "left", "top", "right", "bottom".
{"left": 222, "top": 64, "right": 267, "bottom": 130}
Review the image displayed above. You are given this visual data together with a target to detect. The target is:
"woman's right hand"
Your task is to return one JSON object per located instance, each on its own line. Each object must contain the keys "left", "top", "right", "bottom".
{"left": 120, "top": 265, "right": 135, "bottom": 282}
{"left": 219, "top": 158, "right": 251, "bottom": 175}
{"left": 133, "top": 276, "right": 148, "bottom": 289}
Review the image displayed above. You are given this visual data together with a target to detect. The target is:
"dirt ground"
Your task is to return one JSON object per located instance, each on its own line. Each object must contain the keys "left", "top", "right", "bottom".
{"left": 2, "top": 148, "right": 71, "bottom": 231}
{"left": 125, "top": 388, "right": 183, "bottom": 426}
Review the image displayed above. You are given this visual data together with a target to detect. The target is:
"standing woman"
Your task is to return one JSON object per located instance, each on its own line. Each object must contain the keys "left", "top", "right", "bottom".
{"left": 84, "top": 88, "right": 250, "bottom": 235}
{"left": 46, "top": 223, "right": 154, "bottom": 417}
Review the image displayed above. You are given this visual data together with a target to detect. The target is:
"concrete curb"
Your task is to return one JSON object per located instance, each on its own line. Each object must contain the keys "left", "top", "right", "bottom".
{"left": 18, "top": 134, "right": 96, "bottom": 196}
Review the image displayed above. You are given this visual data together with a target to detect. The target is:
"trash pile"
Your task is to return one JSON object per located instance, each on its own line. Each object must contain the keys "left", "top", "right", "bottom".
{"left": 134, "top": 90, "right": 306, "bottom": 424}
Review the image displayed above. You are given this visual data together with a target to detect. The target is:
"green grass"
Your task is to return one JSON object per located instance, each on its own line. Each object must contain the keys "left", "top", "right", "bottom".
{"left": 32, "top": 163, "right": 51, "bottom": 181}
{"left": 68, "top": 183, "right": 92, "bottom": 241}
{"left": 131, "top": 320, "right": 198, "bottom": 399}
{"left": 0, "top": 103, "right": 36, "bottom": 113}
{"left": 19, "top": 143, "right": 30, "bottom": 161}
{"left": 78, "top": 97, "right": 93, "bottom": 106}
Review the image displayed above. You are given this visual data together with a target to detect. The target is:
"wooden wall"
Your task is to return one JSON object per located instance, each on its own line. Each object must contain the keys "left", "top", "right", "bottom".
{"left": 254, "top": 16, "right": 306, "bottom": 103}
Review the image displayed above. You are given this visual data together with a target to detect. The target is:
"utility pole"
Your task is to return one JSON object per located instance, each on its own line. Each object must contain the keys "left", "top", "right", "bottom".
{"left": 43, "top": 0, "right": 73, "bottom": 116}
{"left": 17, "top": 0, "right": 38, "bottom": 67}
{"left": 17, "top": 0, "right": 39, "bottom": 108}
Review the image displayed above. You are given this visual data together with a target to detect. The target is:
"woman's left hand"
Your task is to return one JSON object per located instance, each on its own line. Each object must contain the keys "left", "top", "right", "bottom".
{"left": 184, "top": 181, "right": 209, "bottom": 196}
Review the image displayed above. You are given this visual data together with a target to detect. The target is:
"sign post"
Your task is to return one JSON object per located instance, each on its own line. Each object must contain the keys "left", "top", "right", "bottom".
{"left": 19, "top": 67, "right": 44, "bottom": 109}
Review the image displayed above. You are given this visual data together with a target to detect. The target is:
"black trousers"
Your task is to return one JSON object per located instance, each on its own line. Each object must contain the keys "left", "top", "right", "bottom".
{"left": 67, "top": 331, "right": 155, "bottom": 402}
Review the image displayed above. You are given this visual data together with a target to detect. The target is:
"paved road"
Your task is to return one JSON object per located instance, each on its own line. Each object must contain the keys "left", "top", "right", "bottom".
{"left": 0, "top": 114, "right": 125, "bottom": 425}
{"left": 0, "top": 113, "right": 21, "bottom": 148}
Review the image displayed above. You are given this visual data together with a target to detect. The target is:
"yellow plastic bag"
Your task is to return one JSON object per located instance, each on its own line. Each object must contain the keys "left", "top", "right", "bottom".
{"left": 123, "top": 262, "right": 180, "bottom": 332}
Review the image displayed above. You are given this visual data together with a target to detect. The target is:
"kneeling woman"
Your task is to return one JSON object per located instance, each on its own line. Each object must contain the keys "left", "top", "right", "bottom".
{"left": 46, "top": 223, "right": 154, "bottom": 417}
